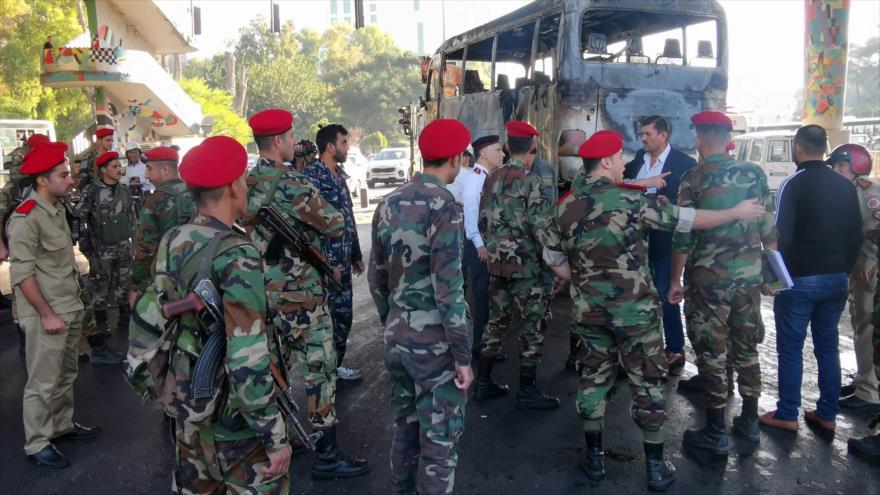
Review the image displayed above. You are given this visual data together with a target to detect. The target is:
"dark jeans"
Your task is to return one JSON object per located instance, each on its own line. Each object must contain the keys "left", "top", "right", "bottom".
{"left": 773, "top": 273, "right": 848, "bottom": 421}
{"left": 650, "top": 255, "right": 684, "bottom": 353}
{"left": 462, "top": 240, "right": 489, "bottom": 354}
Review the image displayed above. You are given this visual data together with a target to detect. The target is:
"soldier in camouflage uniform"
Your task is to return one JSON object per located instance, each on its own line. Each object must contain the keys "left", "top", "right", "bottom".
{"left": 369, "top": 119, "right": 474, "bottom": 495}
{"left": 76, "top": 151, "right": 134, "bottom": 364}
{"left": 156, "top": 136, "right": 291, "bottom": 493}
{"left": 475, "top": 120, "right": 571, "bottom": 410}
{"left": 305, "top": 124, "right": 365, "bottom": 381}
{"left": 668, "top": 112, "right": 777, "bottom": 459}
{"left": 559, "top": 130, "right": 766, "bottom": 490}
{"left": 828, "top": 144, "right": 880, "bottom": 413}
{"left": 128, "top": 146, "right": 195, "bottom": 308}
{"left": 244, "top": 109, "right": 368, "bottom": 480}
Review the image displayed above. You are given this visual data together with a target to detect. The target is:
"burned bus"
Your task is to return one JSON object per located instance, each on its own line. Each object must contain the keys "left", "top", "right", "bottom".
{"left": 416, "top": 0, "right": 728, "bottom": 188}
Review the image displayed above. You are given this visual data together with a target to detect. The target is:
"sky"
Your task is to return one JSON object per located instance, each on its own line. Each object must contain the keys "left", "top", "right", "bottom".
{"left": 156, "top": 0, "right": 880, "bottom": 123}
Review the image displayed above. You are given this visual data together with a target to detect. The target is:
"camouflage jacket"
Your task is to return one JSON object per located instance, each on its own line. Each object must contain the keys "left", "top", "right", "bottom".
{"left": 76, "top": 179, "right": 135, "bottom": 247}
{"left": 159, "top": 214, "right": 286, "bottom": 450}
{"left": 479, "top": 158, "right": 565, "bottom": 278}
{"left": 304, "top": 160, "right": 363, "bottom": 269}
{"left": 130, "top": 178, "right": 196, "bottom": 291}
{"left": 245, "top": 157, "right": 344, "bottom": 307}
{"left": 854, "top": 176, "right": 880, "bottom": 268}
{"left": 672, "top": 153, "right": 777, "bottom": 290}
{"left": 368, "top": 172, "right": 471, "bottom": 366}
{"left": 0, "top": 151, "right": 29, "bottom": 224}
{"left": 531, "top": 158, "right": 558, "bottom": 204}
{"left": 558, "top": 175, "right": 690, "bottom": 327}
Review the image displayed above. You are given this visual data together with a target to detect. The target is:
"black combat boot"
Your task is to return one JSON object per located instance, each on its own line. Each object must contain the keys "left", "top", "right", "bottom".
{"left": 473, "top": 354, "right": 509, "bottom": 402}
{"left": 116, "top": 304, "right": 131, "bottom": 334}
{"left": 565, "top": 335, "right": 579, "bottom": 371}
{"left": 644, "top": 442, "right": 676, "bottom": 492}
{"left": 683, "top": 407, "right": 729, "bottom": 460}
{"left": 88, "top": 310, "right": 123, "bottom": 365}
{"left": 311, "top": 426, "right": 370, "bottom": 480}
{"left": 848, "top": 432, "right": 880, "bottom": 460}
{"left": 514, "top": 366, "right": 559, "bottom": 410}
{"left": 581, "top": 430, "right": 605, "bottom": 481}
{"left": 677, "top": 374, "right": 703, "bottom": 393}
{"left": 732, "top": 396, "right": 760, "bottom": 443}
{"left": 17, "top": 323, "right": 26, "bottom": 356}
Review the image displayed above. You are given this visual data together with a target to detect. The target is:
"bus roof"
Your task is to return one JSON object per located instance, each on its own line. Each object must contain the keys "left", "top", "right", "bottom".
{"left": 434, "top": 0, "right": 725, "bottom": 55}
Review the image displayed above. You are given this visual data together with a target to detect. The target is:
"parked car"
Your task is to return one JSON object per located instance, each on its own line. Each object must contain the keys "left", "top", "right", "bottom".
{"left": 343, "top": 148, "right": 368, "bottom": 197}
{"left": 366, "top": 147, "right": 410, "bottom": 188}
{"left": 732, "top": 130, "right": 796, "bottom": 194}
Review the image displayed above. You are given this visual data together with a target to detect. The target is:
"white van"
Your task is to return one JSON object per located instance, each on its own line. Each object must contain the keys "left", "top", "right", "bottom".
{"left": 732, "top": 131, "right": 797, "bottom": 192}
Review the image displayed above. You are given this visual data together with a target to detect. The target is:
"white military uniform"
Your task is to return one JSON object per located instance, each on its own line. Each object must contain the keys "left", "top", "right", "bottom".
{"left": 449, "top": 162, "right": 489, "bottom": 248}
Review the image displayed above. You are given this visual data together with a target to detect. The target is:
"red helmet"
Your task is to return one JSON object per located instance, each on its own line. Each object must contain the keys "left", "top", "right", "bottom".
{"left": 827, "top": 143, "right": 873, "bottom": 175}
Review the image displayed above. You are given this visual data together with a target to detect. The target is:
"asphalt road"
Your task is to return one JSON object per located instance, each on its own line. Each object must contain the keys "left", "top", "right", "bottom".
{"left": 1, "top": 220, "right": 879, "bottom": 494}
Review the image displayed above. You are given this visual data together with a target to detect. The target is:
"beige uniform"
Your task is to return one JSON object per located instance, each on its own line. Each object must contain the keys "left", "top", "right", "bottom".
{"left": 8, "top": 190, "right": 84, "bottom": 455}
{"left": 848, "top": 177, "right": 880, "bottom": 404}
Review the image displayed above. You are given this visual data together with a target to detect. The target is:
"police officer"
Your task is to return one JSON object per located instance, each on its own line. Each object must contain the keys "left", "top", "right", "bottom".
{"left": 9, "top": 143, "right": 101, "bottom": 468}
{"left": 558, "top": 130, "right": 766, "bottom": 490}
{"left": 128, "top": 146, "right": 195, "bottom": 308}
{"left": 160, "top": 136, "right": 291, "bottom": 493}
{"left": 448, "top": 134, "right": 504, "bottom": 359}
{"left": 305, "top": 124, "right": 365, "bottom": 381}
{"left": 368, "top": 118, "right": 474, "bottom": 495}
{"left": 77, "top": 151, "right": 135, "bottom": 364}
{"left": 245, "top": 109, "right": 368, "bottom": 479}
{"left": 669, "top": 111, "right": 778, "bottom": 459}
{"left": 829, "top": 144, "right": 880, "bottom": 414}
{"left": 475, "top": 120, "right": 571, "bottom": 409}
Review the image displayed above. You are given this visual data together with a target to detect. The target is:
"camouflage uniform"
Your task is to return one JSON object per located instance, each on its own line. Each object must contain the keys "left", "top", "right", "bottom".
{"left": 479, "top": 158, "right": 566, "bottom": 366}
{"left": 304, "top": 160, "right": 363, "bottom": 366}
{"left": 130, "top": 178, "right": 196, "bottom": 293}
{"left": 159, "top": 214, "right": 289, "bottom": 494}
{"left": 368, "top": 172, "right": 470, "bottom": 495}
{"left": 76, "top": 179, "right": 135, "bottom": 316}
{"left": 558, "top": 175, "right": 693, "bottom": 440}
{"left": 531, "top": 158, "right": 559, "bottom": 323}
{"left": 673, "top": 153, "right": 777, "bottom": 409}
{"left": 246, "top": 157, "right": 344, "bottom": 429}
{"left": 847, "top": 177, "right": 880, "bottom": 403}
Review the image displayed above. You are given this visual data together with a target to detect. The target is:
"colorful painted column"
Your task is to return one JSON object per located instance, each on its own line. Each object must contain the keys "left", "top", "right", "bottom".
{"left": 802, "top": 0, "right": 851, "bottom": 147}
{"left": 84, "top": 0, "right": 114, "bottom": 133}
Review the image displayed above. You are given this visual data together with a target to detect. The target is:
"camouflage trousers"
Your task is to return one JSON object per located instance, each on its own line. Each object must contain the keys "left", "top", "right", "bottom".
{"left": 685, "top": 286, "right": 764, "bottom": 409}
{"left": 482, "top": 276, "right": 547, "bottom": 367}
{"left": 76, "top": 279, "right": 97, "bottom": 356}
{"left": 385, "top": 346, "right": 466, "bottom": 495}
{"left": 172, "top": 420, "right": 289, "bottom": 495}
{"left": 572, "top": 300, "right": 667, "bottom": 441}
{"left": 327, "top": 268, "right": 353, "bottom": 366}
{"left": 270, "top": 298, "right": 338, "bottom": 428}
{"left": 87, "top": 241, "right": 132, "bottom": 311}
{"left": 848, "top": 266, "right": 879, "bottom": 403}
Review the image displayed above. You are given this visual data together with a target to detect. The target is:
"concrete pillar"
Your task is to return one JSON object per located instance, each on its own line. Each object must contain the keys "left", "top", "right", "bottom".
{"left": 802, "top": 0, "right": 851, "bottom": 148}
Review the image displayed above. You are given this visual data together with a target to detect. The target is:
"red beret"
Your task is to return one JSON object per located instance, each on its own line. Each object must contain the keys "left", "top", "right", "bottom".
{"left": 144, "top": 146, "right": 179, "bottom": 163}
{"left": 506, "top": 120, "right": 540, "bottom": 139}
{"left": 27, "top": 134, "right": 50, "bottom": 149}
{"left": 418, "top": 119, "right": 471, "bottom": 161}
{"left": 179, "top": 136, "right": 247, "bottom": 189}
{"left": 21, "top": 146, "right": 67, "bottom": 175}
{"left": 95, "top": 128, "right": 115, "bottom": 139}
{"left": 96, "top": 151, "right": 119, "bottom": 167}
{"left": 578, "top": 130, "right": 624, "bottom": 159}
{"left": 691, "top": 111, "right": 733, "bottom": 130}
{"left": 249, "top": 109, "right": 294, "bottom": 137}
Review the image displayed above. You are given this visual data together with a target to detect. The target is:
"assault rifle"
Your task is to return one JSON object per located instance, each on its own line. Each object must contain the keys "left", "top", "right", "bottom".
{"left": 256, "top": 205, "right": 341, "bottom": 290}
{"left": 162, "top": 278, "right": 318, "bottom": 449}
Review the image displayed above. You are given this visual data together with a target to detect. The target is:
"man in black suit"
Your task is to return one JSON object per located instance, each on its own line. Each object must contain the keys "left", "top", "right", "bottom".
{"left": 624, "top": 115, "right": 697, "bottom": 374}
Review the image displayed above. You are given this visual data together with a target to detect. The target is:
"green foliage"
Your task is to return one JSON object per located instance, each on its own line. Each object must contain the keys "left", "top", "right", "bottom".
{"left": 182, "top": 53, "right": 228, "bottom": 91}
{"left": 845, "top": 37, "right": 880, "bottom": 118}
{"left": 179, "top": 78, "right": 251, "bottom": 145}
{"left": 0, "top": 0, "right": 91, "bottom": 142}
{"left": 361, "top": 131, "right": 388, "bottom": 154}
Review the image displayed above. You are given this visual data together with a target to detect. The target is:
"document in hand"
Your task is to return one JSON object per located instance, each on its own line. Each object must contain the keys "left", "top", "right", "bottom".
{"left": 763, "top": 249, "right": 794, "bottom": 290}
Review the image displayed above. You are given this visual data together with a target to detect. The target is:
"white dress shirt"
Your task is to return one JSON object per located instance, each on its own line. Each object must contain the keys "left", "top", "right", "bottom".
{"left": 449, "top": 163, "right": 489, "bottom": 248}
{"left": 124, "top": 160, "right": 155, "bottom": 193}
{"left": 635, "top": 143, "right": 671, "bottom": 194}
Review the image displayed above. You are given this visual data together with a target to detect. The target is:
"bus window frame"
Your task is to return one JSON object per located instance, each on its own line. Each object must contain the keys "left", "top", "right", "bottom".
{"left": 531, "top": 11, "right": 564, "bottom": 83}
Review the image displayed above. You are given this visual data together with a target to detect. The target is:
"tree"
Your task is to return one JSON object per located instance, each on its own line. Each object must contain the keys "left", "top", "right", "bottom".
{"left": 361, "top": 131, "right": 388, "bottom": 154}
{"left": 179, "top": 78, "right": 252, "bottom": 145}
{"left": 845, "top": 37, "right": 880, "bottom": 118}
{"left": 0, "top": 0, "right": 92, "bottom": 142}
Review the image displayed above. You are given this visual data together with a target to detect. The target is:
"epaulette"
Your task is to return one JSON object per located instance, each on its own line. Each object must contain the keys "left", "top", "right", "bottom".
{"left": 15, "top": 199, "right": 37, "bottom": 214}
{"left": 556, "top": 190, "right": 573, "bottom": 205}
{"left": 619, "top": 183, "right": 648, "bottom": 192}
{"left": 473, "top": 167, "right": 483, "bottom": 175}
{"left": 856, "top": 177, "right": 873, "bottom": 189}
